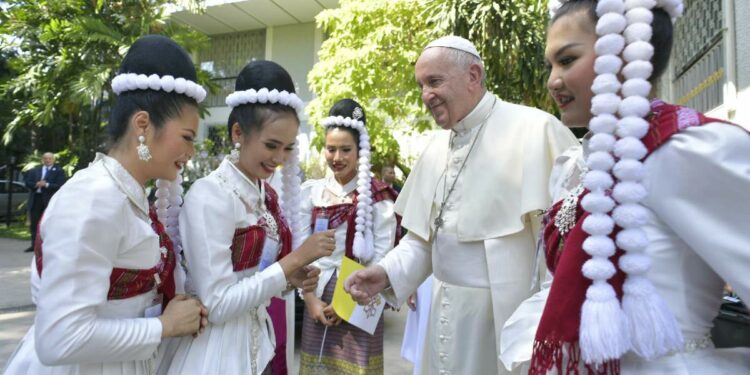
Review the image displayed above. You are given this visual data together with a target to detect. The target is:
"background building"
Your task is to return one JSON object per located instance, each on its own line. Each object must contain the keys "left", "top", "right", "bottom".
{"left": 656, "top": 0, "right": 750, "bottom": 128}
{"left": 169, "top": 0, "right": 339, "bottom": 159}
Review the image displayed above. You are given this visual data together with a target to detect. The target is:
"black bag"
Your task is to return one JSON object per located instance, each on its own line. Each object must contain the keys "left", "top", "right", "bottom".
{"left": 711, "top": 295, "right": 750, "bottom": 348}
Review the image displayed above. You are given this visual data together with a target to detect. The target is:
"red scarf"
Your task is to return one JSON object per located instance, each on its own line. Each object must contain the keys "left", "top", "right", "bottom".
{"left": 35, "top": 207, "right": 177, "bottom": 307}
{"left": 530, "top": 100, "right": 736, "bottom": 375}
{"left": 311, "top": 178, "right": 401, "bottom": 262}
{"left": 230, "top": 182, "right": 293, "bottom": 272}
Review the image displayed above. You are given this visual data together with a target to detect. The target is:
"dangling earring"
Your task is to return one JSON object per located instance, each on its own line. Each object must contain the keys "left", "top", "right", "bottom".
{"left": 228, "top": 142, "right": 240, "bottom": 163}
{"left": 137, "top": 135, "right": 152, "bottom": 161}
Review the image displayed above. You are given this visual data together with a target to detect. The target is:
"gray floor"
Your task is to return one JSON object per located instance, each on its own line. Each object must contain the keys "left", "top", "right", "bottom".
{"left": 0, "top": 236, "right": 414, "bottom": 374}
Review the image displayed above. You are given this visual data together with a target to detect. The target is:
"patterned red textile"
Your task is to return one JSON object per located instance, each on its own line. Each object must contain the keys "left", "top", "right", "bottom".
{"left": 229, "top": 182, "right": 293, "bottom": 272}
{"left": 35, "top": 207, "right": 177, "bottom": 306}
{"left": 529, "top": 100, "right": 737, "bottom": 375}
{"left": 310, "top": 178, "right": 401, "bottom": 262}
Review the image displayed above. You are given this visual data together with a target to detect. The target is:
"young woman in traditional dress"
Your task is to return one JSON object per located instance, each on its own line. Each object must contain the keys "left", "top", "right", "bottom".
{"left": 298, "top": 99, "right": 399, "bottom": 375}
{"left": 3, "top": 34, "right": 208, "bottom": 375}
{"left": 161, "top": 60, "right": 335, "bottom": 375}
{"left": 500, "top": 1, "right": 750, "bottom": 373}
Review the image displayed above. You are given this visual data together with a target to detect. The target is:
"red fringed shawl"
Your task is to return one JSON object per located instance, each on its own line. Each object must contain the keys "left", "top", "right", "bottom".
{"left": 230, "top": 182, "right": 293, "bottom": 272}
{"left": 35, "top": 207, "right": 177, "bottom": 306}
{"left": 310, "top": 178, "right": 401, "bottom": 262}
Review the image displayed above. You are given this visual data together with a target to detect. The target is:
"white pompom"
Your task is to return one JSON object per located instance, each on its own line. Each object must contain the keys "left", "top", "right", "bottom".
{"left": 582, "top": 213, "right": 615, "bottom": 235}
{"left": 581, "top": 193, "right": 616, "bottom": 213}
{"left": 619, "top": 253, "right": 651, "bottom": 274}
{"left": 619, "top": 96, "right": 651, "bottom": 117}
{"left": 589, "top": 133, "right": 617, "bottom": 153}
{"left": 587, "top": 151, "right": 616, "bottom": 171}
{"left": 595, "top": 55, "right": 624, "bottom": 75}
{"left": 592, "top": 73, "right": 622, "bottom": 95}
{"left": 148, "top": 74, "right": 161, "bottom": 90}
{"left": 613, "top": 181, "right": 647, "bottom": 203}
{"left": 111, "top": 76, "right": 124, "bottom": 94}
{"left": 582, "top": 235, "right": 617, "bottom": 257}
{"left": 161, "top": 75, "right": 175, "bottom": 92}
{"left": 279, "top": 91, "right": 291, "bottom": 105}
{"left": 125, "top": 73, "right": 139, "bottom": 91}
{"left": 590, "top": 114, "right": 618, "bottom": 134}
{"left": 596, "top": 13, "right": 627, "bottom": 35}
{"left": 196, "top": 87, "right": 207, "bottom": 103}
{"left": 595, "top": 34, "right": 626, "bottom": 56}
{"left": 257, "top": 88, "right": 269, "bottom": 103}
{"left": 247, "top": 89, "right": 258, "bottom": 103}
{"left": 624, "top": 23, "right": 653, "bottom": 44}
{"left": 625, "top": 7, "right": 654, "bottom": 24}
{"left": 355, "top": 224, "right": 365, "bottom": 232}
{"left": 596, "top": 0, "right": 626, "bottom": 16}
{"left": 616, "top": 227, "right": 649, "bottom": 251}
{"left": 167, "top": 206, "right": 180, "bottom": 217}
{"left": 623, "top": 40, "right": 654, "bottom": 62}
{"left": 592, "top": 93, "right": 621, "bottom": 115}
{"left": 136, "top": 74, "right": 149, "bottom": 90}
{"left": 583, "top": 257, "right": 617, "bottom": 280}
{"left": 612, "top": 203, "right": 649, "bottom": 228}
{"left": 185, "top": 82, "right": 197, "bottom": 99}
{"left": 614, "top": 136, "right": 648, "bottom": 160}
{"left": 624, "top": 0, "right": 656, "bottom": 10}
{"left": 268, "top": 89, "right": 279, "bottom": 103}
{"left": 617, "top": 116, "right": 650, "bottom": 138}
{"left": 174, "top": 78, "right": 187, "bottom": 94}
{"left": 621, "top": 78, "right": 651, "bottom": 98}
{"left": 584, "top": 170, "right": 615, "bottom": 191}
{"left": 613, "top": 159, "right": 645, "bottom": 181}
{"left": 623, "top": 60, "right": 654, "bottom": 80}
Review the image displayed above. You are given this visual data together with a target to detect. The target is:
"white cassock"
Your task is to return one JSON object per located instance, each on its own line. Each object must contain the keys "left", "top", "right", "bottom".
{"left": 500, "top": 123, "right": 750, "bottom": 374}
{"left": 378, "top": 92, "right": 578, "bottom": 375}
{"left": 4, "top": 154, "right": 165, "bottom": 375}
{"left": 160, "top": 159, "right": 289, "bottom": 374}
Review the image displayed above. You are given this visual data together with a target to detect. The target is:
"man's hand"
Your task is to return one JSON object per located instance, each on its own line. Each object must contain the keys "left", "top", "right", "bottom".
{"left": 344, "top": 265, "right": 390, "bottom": 305}
{"left": 35, "top": 180, "right": 46, "bottom": 188}
{"left": 407, "top": 292, "right": 417, "bottom": 311}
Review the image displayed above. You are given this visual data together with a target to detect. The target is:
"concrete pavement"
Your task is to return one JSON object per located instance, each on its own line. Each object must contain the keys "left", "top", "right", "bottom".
{"left": 0, "top": 236, "right": 414, "bottom": 373}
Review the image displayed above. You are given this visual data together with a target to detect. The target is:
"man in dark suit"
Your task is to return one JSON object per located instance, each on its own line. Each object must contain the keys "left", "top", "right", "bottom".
{"left": 24, "top": 152, "right": 66, "bottom": 252}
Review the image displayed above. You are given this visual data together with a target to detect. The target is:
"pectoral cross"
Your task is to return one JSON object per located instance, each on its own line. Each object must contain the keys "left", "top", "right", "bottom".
{"left": 434, "top": 205, "right": 446, "bottom": 230}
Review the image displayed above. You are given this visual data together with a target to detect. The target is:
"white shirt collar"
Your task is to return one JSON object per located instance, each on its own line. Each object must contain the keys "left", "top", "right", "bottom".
{"left": 96, "top": 153, "right": 149, "bottom": 216}
{"left": 453, "top": 91, "right": 494, "bottom": 134}
{"left": 219, "top": 158, "right": 264, "bottom": 210}
{"left": 325, "top": 175, "right": 358, "bottom": 198}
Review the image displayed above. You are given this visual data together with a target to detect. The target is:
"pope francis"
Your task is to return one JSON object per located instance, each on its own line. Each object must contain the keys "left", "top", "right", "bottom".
{"left": 345, "top": 36, "right": 578, "bottom": 374}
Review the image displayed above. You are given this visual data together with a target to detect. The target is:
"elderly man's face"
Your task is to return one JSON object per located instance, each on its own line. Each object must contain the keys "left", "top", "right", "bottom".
{"left": 42, "top": 153, "right": 55, "bottom": 167}
{"left": 415, "top": 48, "right": 477, "bottom": 129}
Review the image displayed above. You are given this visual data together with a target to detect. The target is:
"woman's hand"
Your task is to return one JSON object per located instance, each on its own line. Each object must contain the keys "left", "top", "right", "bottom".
{"left": 289, "top": 266, "right": 320, "bottom": 293}
{"left": 295, "top": 230, "right": 336, "bottom": 264}
{"left": 158, "top": 294, "right": 207, "bottom": 338}
{"left": 304, "top": 293, "right": 339, "bottom": 326}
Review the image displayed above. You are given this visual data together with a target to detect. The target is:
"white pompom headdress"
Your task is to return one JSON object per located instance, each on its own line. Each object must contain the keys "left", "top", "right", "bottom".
{"left": 550, "top": 0, "right": 685, "bottom": 365}
{"left": 226, "top": 86, "right": 305, "bottom": 250}
{"left": 321, "top": 106, "right": 375, "bottom": 262}
{"left": 111, "top": 73, "right": 207, "bottom": 103}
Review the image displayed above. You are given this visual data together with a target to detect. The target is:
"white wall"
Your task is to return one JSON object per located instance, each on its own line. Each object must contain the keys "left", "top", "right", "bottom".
{"left": 733, "top": 0, "right": 750, "bottom": 126}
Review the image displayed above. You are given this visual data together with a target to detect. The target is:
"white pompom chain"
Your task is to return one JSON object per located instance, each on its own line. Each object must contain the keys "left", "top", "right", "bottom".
{"left": 617, "top": 0, "right": 683, "bottom": 359}
{"left": 281, "top": 146, "right": 303, "bottom": 250}
{"left": 578, "top": 0, "right": 630, "bottom": 365}
{"left": 321, "top": 114, "right": 375, "bottom": 262}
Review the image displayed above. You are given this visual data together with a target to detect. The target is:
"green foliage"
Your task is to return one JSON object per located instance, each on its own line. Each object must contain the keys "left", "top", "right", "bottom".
{"left": 0, "top": 0, "right": 215, "bottom": 172}
{"left": 0, "top": 222, "right": 31, "bottom": 240}
{"left": 307, "top": 0, "right": 555, "bottom": 172}
{"left": 306, "top": 0, "right": 438, "bottom": 172}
